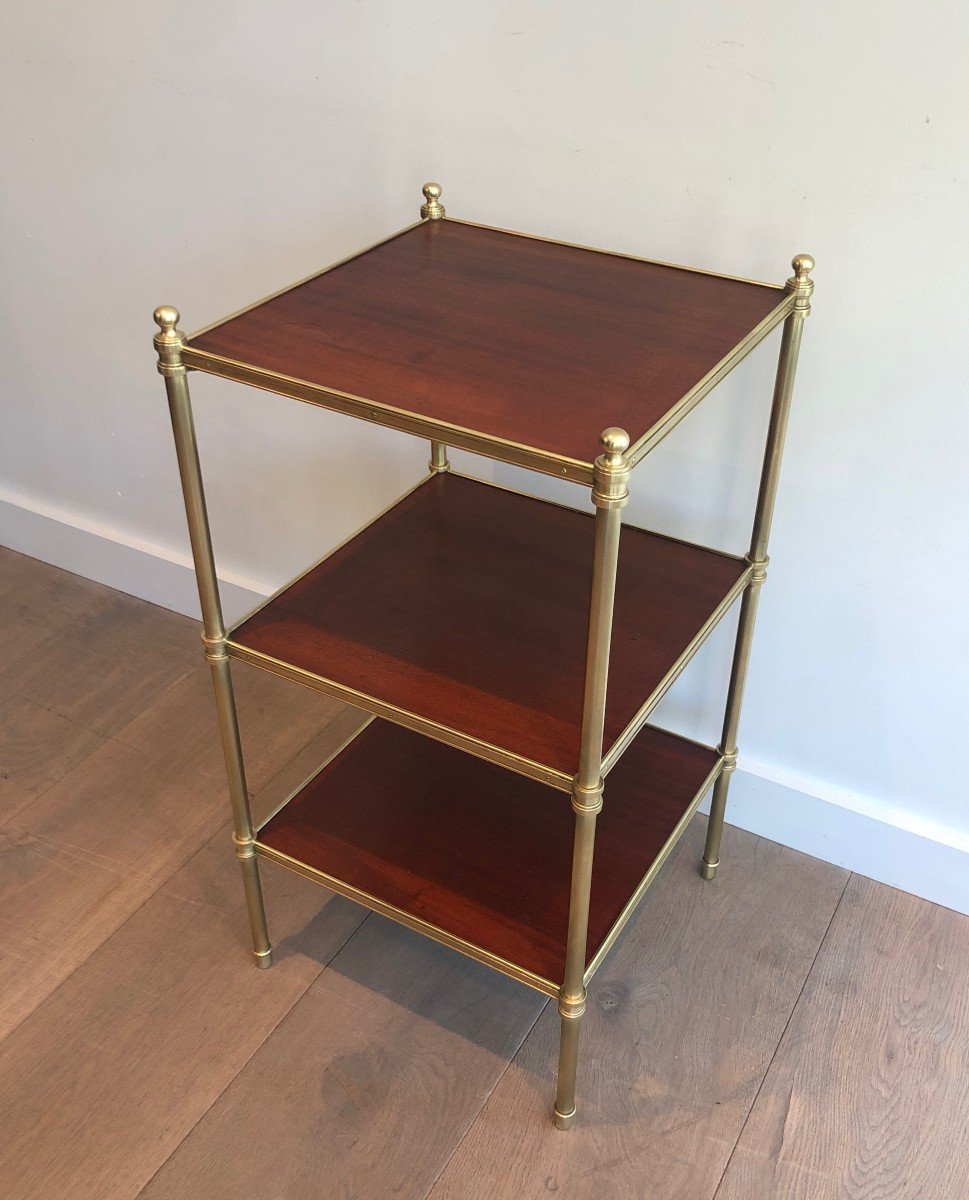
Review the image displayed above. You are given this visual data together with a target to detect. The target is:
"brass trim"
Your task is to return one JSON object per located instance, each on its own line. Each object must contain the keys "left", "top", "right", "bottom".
{"left": 254, "top": 841, "right": 560, "bottom": 997}
{"left": 557, "top": 992, "right": 586, "bottom": 1020}
{"left": 626, "top": 292, "right": 795, "bottom": 467}
{"left": 583, "top": 752, "right": 723, "bottom": 984}
{"left": 571, "top": 779, "right": 604, "bottom": 815}
{"left": 448, "top": 217, "right": 785, "bottom": 291}
{"left": 600, "top": 563, "right": 753, "bottom": 777}
{"left": 184, "top": 221, "right": 425, "bottom": 342}
{"left": 180, "top": 345, "right": 594, "bottom": 486}
{"left": 225, "top": 641, "right": 575, "bottom": 791}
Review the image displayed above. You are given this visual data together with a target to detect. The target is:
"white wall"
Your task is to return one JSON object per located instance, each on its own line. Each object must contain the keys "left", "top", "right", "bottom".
{"left": 3, "top": 3, "right": 967, "bottom": 909}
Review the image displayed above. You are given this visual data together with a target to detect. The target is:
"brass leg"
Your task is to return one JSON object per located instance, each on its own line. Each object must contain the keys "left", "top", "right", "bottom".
{"left": 154, "top": 306, "right": 272, "bottom": 967}
{"left": 554, "top": 797, "right": 599, "bottom": 1130}
{"left": 209, "top": 647, "right": 273, "bottom": 967}
{"left": 554, "top": 428, "right": 629, "bottom": 1130}
{"left": 428, "top": 440, "right": 450, "bottom": 472}
{"left": 554, "top": 985, "right": 586, "bottom": 1130}
{"left": 699, "top": 774, "right": 728, "bottom": 880}
{"left": 700, "top": 582, "right": 760, "bottom": 879}
{"left": 701, "top": 255, "right": 814, "bottom": 881}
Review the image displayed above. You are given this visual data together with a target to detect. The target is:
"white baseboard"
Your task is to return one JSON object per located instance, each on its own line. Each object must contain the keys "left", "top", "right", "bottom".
{"left": 0, "top": 485, "right": 270, "bottom": 624}
{"left": 4, "top": 485, "right": 967, "bottom": 915}
{"left": 708, "top": 759, "right": 969, "bottom": 916}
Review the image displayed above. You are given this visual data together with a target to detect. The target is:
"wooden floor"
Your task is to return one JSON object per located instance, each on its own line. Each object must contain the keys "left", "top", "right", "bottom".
{"left": 1, "top": 547, "right": 966, "bottom": 1199}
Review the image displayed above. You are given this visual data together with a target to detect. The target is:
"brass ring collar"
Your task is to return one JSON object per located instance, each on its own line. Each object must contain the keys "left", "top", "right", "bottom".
{"left": 571, "top": 779, "right": 604, "bottom": 815}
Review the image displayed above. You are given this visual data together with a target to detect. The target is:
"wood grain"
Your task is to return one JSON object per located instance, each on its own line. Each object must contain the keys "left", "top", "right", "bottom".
{"left": 0, "top": 774, "right": 33, "bottom": 825}
{"left": 259, "top": 718, "right": 718, "bottom": 985}
{"left": 1, "top": 656, "right": 352, "bottom": 1037}
{"left": 112, "top": 657, "right": 349, "bottom": 797}
{"left": 233, "top": 473, "right": 746, "bottom": 777}
{"left": 0, "top": 823, "right": 148, "bottom": 1038}
{"left": 0, "top": 693, "right": 105, "bottom": 797}
{"left": 138, "top": 917, "right": 547, "bottom": 1200}
{"left": 714, "top": 875, "right": 969, "bottom": 1200}
{"left": 429, "top": 823, "right": 848, "bottom": 1200}
{"left": 0, "top": 823, "right": 365, "bottom": 1200}
{"left": 0, "top": 594, "right": 199, "bottom": 738}
{"left": 0, "top": 548, "right": 108, "bottom": 671}
{"left": 190, "top": 220, "right": 783, "bottom": 463}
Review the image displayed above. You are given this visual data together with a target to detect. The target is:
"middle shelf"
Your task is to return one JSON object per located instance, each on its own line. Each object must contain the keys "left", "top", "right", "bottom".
{"left": 229, "top": 471, "right": 749, "bottom": 789}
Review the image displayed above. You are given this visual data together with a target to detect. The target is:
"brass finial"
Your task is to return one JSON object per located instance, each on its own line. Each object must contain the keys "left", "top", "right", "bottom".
{"left": 421, "top": 182, "right": 445, "bottom": 220}
{"left": 791, "top": 254, "right": 815, "bottom": 284}
{"left": 786, "top": 254, "right": 815, "bottom": 311}
{"left": 153, "top": 306, "right": 184, "bottom": 374}
{"left": 599, "top": 427, "right": 630, "bottom": 467}
{"left": 153, "top": 305, "right": 180, "bottom": 334}
{"left": 593, "top": 428, "right": 630, "bottom": 509}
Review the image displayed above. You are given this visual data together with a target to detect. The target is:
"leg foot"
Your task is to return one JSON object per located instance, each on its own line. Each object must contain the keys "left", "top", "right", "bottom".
{"left": 553, "top": 990, "right": 584, "bottom": 1130}
{"left": 701, "top": 766, "right": 731, "bottom": 882}
{"left": 236, "top": 842, "right": 272, "bottom": 966}
{"left": 553, "top": 1104, "right": 576, "bottom": 1131}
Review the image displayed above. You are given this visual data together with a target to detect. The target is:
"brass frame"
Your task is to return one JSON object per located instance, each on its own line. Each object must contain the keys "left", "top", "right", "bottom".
{"left": 153, "top": 181, "right": 813, "bottom": 1133}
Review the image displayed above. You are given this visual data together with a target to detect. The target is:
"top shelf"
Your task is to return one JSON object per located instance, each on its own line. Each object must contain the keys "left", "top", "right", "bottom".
{"left": 182, "top": 218, "right": 792, "bottom": 484}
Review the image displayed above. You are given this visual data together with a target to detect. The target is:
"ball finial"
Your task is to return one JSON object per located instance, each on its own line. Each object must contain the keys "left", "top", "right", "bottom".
{"left": 600, "top": 427, "right": 630, "bottom": 455}
{"left": 153, "top": 305, "right": 180, "bottom": 333}
{"left": 420, "top": 181, "right": 445, "bottom": 220}
{"left": 599, "top": 427, "right": 630, "bottom": 467}
{"left": 791, "top": 254, "right": 815, "bottom": 283}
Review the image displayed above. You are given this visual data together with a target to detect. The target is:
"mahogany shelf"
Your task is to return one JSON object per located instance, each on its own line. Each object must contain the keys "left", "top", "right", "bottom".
{"left": 257, "top": 718, "right": 722, "bottom": 994}
{"left": 182, "top": 219, "right": 791, "bottom": 483}
{"left": 229, "top": 471, "right": 749, "bottom": 789}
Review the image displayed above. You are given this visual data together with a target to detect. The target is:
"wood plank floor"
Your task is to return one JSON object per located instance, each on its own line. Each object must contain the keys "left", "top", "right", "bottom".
{"left": 1, "top": 548, "right": 966, "bottom": 1200}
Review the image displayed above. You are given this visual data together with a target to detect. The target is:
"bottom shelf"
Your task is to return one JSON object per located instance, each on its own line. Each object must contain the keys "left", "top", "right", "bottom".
{"left": 257, "top": 720, "right": 721, "bottom": 994}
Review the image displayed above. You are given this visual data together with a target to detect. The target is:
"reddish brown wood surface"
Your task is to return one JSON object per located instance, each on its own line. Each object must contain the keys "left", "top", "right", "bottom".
{"left": 231, "top": 473, "right": 745, "bottom": 777}
{"left": 258, "top": 718, "right": 717, "bottom": 986}
{"left": 190, "top": 220, "right": 783, "bottom": 463}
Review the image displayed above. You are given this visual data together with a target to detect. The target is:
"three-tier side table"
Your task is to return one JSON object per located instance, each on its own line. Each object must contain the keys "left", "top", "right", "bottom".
{"left": 153, "top": 182, "right": 813, "bottom": 1130}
